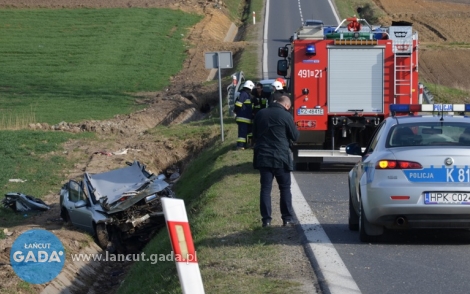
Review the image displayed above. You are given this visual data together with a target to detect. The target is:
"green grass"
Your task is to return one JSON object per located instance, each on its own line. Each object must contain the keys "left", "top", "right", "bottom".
{"left": 209, "top": 0, "right": 266, "bottom": 84}
{"left": 0, "top": 8, "right": 202, "bottom": 124}
{"left": 422, "top": 82, "right": 470, "bottom": 104}
{"left": 118, "top": 122, "right": 304, "bottom": 294}
{"left": 0, "top": 130, "right": 92, "bottom": 226}
{"left": 16, "top": 281, "right": 34, "bottom": 294}
{"left": 0, "top": 130, "right": 92, "bottom": 196}
{"left": 334, "top": 0, "right": 384, "bottom": 23}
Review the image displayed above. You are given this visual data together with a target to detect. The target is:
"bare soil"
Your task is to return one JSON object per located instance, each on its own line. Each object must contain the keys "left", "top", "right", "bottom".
{"left": 373, "top": 0, "right": 470, "bottom": 95}
{"left": 0, "top": 1, "right": 247, "bottom": 293}
{"left": 0, "top": 0, "right": 468, "bottom": 293}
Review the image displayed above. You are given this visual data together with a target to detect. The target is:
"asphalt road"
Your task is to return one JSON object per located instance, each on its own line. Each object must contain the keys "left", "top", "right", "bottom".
{"left": 294, "top": 163, "right": 470, "bottom": 294}
{"left": 262, "top": 1, "right": 470, "bottom": 293}
{"left": 263, "top": 0, "right": 338, "bottom": 79}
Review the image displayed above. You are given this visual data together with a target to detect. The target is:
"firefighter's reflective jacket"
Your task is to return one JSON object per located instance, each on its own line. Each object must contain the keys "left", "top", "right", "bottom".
{"left": 234, "top": 88, "right": 253, "bottom": 124}
{"left": 252, "top": 90, "right": 271, "bottom": 116}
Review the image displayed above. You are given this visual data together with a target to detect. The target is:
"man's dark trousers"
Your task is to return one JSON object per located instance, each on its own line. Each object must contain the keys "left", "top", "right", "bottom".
{"left": 259, "top": 167, "right": 293, "bottom": 223}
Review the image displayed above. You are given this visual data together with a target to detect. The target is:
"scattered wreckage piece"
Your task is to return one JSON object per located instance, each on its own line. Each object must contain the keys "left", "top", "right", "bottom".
{"left": 166, "top": 165, "right": 181, "bottom": 183}
{"left": 59, "top": 160, "right": 175, "bottom": 253}
{"left": 9, "top": 179, "right": 27, "bottom": 183}
{"left": 2, "top": 192, "right": 50, "bottom": 212}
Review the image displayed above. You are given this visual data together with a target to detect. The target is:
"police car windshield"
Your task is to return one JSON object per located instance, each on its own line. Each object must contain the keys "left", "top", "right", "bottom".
{"left": 386, "top": 122, "right": 470, "bottom": 147}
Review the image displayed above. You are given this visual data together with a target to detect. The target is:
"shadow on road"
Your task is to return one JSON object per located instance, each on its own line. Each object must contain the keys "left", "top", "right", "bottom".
{"left": 320, "top": 223, "right": 470, "bottom": 245}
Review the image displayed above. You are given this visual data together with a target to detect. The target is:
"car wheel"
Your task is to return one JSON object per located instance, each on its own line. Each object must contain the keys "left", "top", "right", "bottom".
{"left": 348, "top": 183, "right": 359, "bottom": 231}
{"left": 359, "top": 201, "right": 383, "bottom": 242}
{"left": 95, "top": 223, "right": 110, "bottom": 250}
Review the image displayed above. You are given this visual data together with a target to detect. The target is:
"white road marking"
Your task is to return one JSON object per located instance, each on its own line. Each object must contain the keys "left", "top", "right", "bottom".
{"left": 298, "top": 0, "right": 304, "bottom": 24}
{"left": 264, "top": 0, "right": 340, "bottom": 79}
{"left": 263, "top": 0, "right": 358, "bottom": 291}
{"left": 327, "top": 0, "right": 341, "bottom": 24}
{"left": 291, "top": 174, "right": 362, "bottom": 294}
{"left": 262, "top": 0, "right": 270, "bottom": 79}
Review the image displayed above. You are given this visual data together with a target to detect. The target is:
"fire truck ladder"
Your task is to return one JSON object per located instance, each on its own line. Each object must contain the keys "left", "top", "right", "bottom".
{"left": 393, "top": 41, "right": 413, "bottom": 104}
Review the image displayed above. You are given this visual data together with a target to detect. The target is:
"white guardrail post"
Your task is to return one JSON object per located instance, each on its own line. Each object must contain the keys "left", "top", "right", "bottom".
{"left": 162, "top": 197, "right": 205, "bottom": 294}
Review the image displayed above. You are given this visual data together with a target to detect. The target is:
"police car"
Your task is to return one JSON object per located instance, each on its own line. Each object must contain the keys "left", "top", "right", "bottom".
{"left": 346, "top": 104, "right": 470, "bottom": 242}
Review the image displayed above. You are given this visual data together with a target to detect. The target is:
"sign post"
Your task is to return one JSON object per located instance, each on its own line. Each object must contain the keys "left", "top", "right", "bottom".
{"left": 205, "top": 51, "right": 233, "bottom": 142}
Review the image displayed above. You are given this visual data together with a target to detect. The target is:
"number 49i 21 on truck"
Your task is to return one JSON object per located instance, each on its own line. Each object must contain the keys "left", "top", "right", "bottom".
{"left": 277, "top": 17, "right": 422, "bottom": 169}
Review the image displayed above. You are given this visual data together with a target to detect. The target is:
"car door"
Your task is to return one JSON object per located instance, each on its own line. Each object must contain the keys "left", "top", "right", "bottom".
{"left": 64, "top": 180, "right": 95, "bottom": 234}
{"left": 353, "top": 121, "right": 388, "bottom": 204}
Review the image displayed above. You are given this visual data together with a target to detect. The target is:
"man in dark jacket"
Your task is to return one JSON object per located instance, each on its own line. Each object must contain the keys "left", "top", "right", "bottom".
{"left": 252, "top": 95, "right": 300, "bottom": 227}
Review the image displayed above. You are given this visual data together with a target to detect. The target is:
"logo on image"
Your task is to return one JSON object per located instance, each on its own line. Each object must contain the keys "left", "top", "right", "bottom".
{"left": 10, "top": 229, "right": 65, "bottom": 284}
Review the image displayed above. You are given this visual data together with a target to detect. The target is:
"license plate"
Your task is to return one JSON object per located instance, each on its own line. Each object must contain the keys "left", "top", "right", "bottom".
{"left": 424, "top": 192, "right": 470, "bottom": 204}
{"left": 297, "top": 108, "right": 324, "bottom": 115}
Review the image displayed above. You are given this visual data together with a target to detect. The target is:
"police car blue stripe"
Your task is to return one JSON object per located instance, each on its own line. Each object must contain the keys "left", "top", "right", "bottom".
{"left": 404, "top": 166, "right": 470, "bottom": 182}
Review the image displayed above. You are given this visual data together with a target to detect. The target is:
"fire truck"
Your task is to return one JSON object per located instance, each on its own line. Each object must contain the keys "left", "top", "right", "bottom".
{"left": 277, "top": 17, "right": 421, "bottom": 169}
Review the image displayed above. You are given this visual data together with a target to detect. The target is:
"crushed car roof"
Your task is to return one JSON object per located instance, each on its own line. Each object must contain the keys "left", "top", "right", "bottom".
{"left": 87, "top": 161, "right": 150, "bottom": 202}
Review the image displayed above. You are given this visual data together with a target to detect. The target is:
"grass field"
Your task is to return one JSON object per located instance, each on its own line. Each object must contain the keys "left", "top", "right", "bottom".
{"left": 0, "top": 8, "right": 202, "bottom": 125}
{"left": 118, "top": 122, "right": 306, "bottom": 294}
{"left": 0, "top": 8, "right": 201, "bottom": 226}
{"left": 0, "top": 130, "right": 93, "bottom": 226}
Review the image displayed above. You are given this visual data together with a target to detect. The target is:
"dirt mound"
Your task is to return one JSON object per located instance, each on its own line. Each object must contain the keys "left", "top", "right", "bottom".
{"left": 373, "top": 0, "right": 470, "bottom": 94}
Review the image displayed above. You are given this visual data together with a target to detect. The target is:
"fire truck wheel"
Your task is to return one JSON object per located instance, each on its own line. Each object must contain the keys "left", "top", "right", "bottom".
{"left": 295, "top": 162, "right": 308, "bottom": 171}
{"left": 308, "top": 162, "right": 321, "bottom": 171}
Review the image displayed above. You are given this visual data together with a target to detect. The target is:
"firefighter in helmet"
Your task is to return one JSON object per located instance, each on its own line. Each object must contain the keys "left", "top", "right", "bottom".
{"left": 275, "top": 77, "right": 287, "bottom": 91}
{"left": 234, "top": 80, "right": 255, "bottom": 150}
{"left": 271, "top": 80, "right": 288, "bottom": 104}
{"left": 252, "top": 82, "right": 271, "bottom": 117}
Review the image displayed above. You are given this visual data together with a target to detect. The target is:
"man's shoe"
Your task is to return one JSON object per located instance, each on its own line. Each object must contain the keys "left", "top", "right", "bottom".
{"left": 236, "top": 147, "right": 245, "bottom": 150}
{"left": 283, "top": 220, "right": 296, "bottom": 227}
{"left": 262, "top": 221, "right": 271, "bottom": 227}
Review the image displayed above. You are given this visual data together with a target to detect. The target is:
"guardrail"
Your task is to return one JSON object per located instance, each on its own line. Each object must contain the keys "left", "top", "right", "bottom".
{"left": 421, "top": 83, "right": 434, "bottom": 104}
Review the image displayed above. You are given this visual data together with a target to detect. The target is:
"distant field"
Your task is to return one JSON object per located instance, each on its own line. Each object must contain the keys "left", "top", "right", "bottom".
{"left": 0, "top": 8, "right": 201, "bottom": 125}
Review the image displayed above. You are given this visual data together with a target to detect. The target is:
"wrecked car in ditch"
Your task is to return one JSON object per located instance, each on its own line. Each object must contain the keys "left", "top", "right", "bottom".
{"left": 60, "top": 160, "right": 175, "bottom": 252}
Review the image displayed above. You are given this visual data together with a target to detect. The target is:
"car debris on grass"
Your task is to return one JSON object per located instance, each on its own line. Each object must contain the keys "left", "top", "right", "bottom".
{"left": 2, "top": 192, "right": 50, "bottom": 212}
